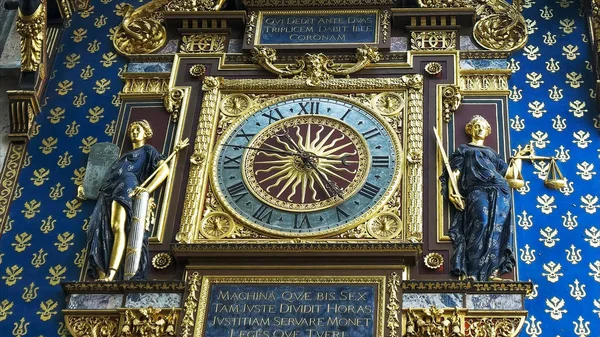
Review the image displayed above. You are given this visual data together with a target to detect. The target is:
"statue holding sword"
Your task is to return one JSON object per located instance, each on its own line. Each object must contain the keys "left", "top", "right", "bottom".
{"left": 86, "top": 120, "right": 188, "bottom": 281}
{"left": 435, "top": 116, "right": 526, "bottom": 281}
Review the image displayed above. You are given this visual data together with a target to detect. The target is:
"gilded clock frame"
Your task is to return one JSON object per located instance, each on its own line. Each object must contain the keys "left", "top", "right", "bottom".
{"left": 212, "top": 93, "right": 402, "bottom": 237}
{"left": 176, "top": 75, "right": 424, "bottom": 243}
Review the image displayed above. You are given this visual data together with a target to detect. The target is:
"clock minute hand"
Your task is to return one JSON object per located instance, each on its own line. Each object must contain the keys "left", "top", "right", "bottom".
{"left": 303, "top": 159, "right": 344, "bottom": 200}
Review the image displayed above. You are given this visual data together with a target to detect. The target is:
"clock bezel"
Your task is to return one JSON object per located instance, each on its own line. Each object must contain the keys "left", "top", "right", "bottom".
{"left": 210, "top": 92, "right": 404, "bottom": 238}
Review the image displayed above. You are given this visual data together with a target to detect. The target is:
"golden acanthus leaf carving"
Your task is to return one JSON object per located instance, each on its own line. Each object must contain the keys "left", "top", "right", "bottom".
{"left": 164, "top": 88, "right": 184, "bottom": 122}
{"left": 64, "top": 315, "right": 119, "bottom": 337}
{"left": 418, "top": 0, "right": 527, "bottom": 52}
{"left": 113, "top": 0, "right": 168, "bottom": 55}
{"left": 441, "top": 85, "right": 462, "bottom": 123}
{"left": 251, "top": 46, "right": 381, "bottom": 86}
{"left": 16, "top": 1, "right": 46, "bottom": 72}
{"left": 121, "top": 308, "right": 178, "bottom": 337}
{"left": 404, "top": 307, "right": 464, "bottom": 337}
{"left": 464, "top": 317, "right": 524, "bottom": 337}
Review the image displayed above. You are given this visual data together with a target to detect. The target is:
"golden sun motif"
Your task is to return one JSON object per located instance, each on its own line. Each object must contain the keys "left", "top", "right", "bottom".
{"left": 243, "top": 116, "right": 370, "bottom": 212}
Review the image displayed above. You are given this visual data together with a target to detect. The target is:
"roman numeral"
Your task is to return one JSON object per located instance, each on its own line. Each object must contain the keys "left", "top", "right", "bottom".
{"left": 294, "top": 214, "right": 311, "bottom": 229}
{"left": 252, "top": 205, "right": 274, "bottom": 224}
{"left": 340, "top": 109, "right": 351, "bottom": 121}
{"left": 227, "top": 182, "right": 248, "bottom": 203}
{"left": 336, "top": 207, "right": 349, "bottom": 221}
{"left": 298, "top": 102, "right": 320, "bottom": 115}
{"left": 235, "top": 129, "right": 256, "bottom": 142}
{"left": 372, "top": 156, "right": 390, "bottom": 168}
{"left": 358, "top": 182, "right": 380, "bottom": 199}
{"left": 224, "top": 155, "right": 242, "bottom": 169}
{"left": 362, "top": 128, "right": 381, "bottom": 140}
{"left": 262, "top": 108, "right": 284, "bottom": 124}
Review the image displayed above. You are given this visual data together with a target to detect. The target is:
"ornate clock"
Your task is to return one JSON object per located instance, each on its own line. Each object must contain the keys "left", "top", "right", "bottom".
{"left": 210, "top": 93, "right": 403, "bottom": 238}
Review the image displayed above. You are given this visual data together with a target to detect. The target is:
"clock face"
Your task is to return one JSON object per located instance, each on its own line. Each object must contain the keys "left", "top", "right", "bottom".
{"left": 212, "top": 94, "right": 402, "bottom": 237}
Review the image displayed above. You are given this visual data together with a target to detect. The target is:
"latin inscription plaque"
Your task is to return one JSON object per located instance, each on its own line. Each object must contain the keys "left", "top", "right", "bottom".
{"left": 257, "top": 11, "right": 378, "bottom": 45}
{"left": 197, "top": 277, "right": 385, "bottom": 337}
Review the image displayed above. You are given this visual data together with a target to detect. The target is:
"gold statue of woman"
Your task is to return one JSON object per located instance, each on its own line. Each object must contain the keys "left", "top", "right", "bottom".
{"left": 87, "top": 120, "right": 172, "bottom": 281}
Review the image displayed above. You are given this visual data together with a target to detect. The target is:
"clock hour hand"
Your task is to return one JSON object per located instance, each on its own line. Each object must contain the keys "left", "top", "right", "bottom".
{"left": 275, "top": 129, "right": 354, "bottom": 166}
{"left": 304, "top": 159, "right": 344, "bottom": 200}
{"left": 220, "top": 144, "right": 299, "bottom": 157}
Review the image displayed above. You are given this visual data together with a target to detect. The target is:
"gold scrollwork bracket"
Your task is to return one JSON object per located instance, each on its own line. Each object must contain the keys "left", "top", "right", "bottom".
{"left": 250, "top": 45, "right": 381, "bottom": 87}
{"left": 418, "top": 0, "right": 527, "bottom": 52}
{"left": 63, "top": 312, "right": 120, "bottom": 337}
{"left": 164, "top": 88, "right": 185, "bottom": 122}
{"left": 16, "top": 0, "right": 46, "bottom": 73}
{"left": 402, "top": 306, "right": 528, "bottom": 337}
{"left": 113, "top": 0, "right": 169, "bottom": 56}
{"left": 441, "top": 85, "right": 462, "bottom": 123}
{"left": 121, "top": 308, "right": 179, "bottom": 337}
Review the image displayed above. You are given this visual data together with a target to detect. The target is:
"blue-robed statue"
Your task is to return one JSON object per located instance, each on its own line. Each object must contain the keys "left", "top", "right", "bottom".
{"left": 439, "top": 115, "right": 521, "bottom": 281}
{"left": 86, "top": 120, "right": 189, "bottom": 282}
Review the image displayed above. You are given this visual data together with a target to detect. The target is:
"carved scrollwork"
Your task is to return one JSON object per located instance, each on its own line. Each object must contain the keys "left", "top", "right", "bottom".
{"left": 464, "top": 317, "right": 524, "bottom": 337}
{"left": 113, "top": 0, "right": 168, "bottom": 55}
{"left": 387, "top": 273, "right": 401, "bottom": 337}
{"left": 16, "top": 1, "right": 46, "bottom": 72}
{"left": 181, "top": 273, "right": 201, "bottom": 337}
{"left": 180, "top": 34, "right": 226, "bottom": 53}
{"left": 441, "top": 85, "right": 462, "bottom": 123}
{"left": 418, "top": 0, "right": 527, "bottom": 52}
{"left": 164, "top": 88, "right": 184, "bottom": 122}
{"left": 65, "top": 315, "right": 120, "bottom": 337}
{"left": 472, "top": 0, "right": 527, "bottom": 52}
{"left": 404, "top": 307, "right": 464, "bottom": 337}
{"left": 251, "top": 46, "right": 381, "bottom": 86}
{"left": 121, "top": 308, "right": 178, "bottom": 337}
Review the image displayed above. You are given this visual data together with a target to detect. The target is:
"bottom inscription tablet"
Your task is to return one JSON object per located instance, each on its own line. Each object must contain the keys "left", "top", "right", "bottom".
{"left": 197, "top": 276, "right": 385, "bottom": 337}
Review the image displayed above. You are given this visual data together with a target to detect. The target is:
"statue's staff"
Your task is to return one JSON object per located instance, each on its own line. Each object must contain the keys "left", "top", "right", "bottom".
{"left": 433, "top": 127, "right": 465, "bottom": 210}
{"left": 130, "top": 137, "right": 190, "bottom": 197}
{"left": 123, "top": 137, "right": 189, "bottom": 280}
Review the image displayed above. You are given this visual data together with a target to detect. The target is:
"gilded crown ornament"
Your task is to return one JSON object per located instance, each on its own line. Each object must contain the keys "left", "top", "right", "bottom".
{"left": 251, "top": 46, "right": 381, "bottom": 86}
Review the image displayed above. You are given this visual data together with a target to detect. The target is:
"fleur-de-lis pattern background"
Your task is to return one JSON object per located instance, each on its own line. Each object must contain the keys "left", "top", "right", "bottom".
{"left": 0, "top": 1, "right": 598, "bottom": 337}
{"left": 510, "top": 1, "right": 600, "bottom": 337}
{"left": 0, "top": 1, "right": 129, "bottom": 336}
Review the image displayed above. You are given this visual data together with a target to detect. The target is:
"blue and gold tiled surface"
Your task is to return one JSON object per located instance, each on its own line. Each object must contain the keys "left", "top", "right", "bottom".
{"left": 509, "top": 2, "right": 599, "bottom": 337}
{"left": 0, "top": 1, "right": 130, "bottom": 336}
{"left": 0, "top": 1, "right": 599, "bottom": 337}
